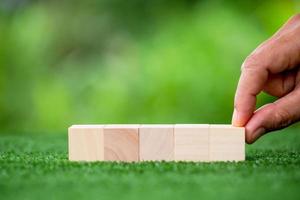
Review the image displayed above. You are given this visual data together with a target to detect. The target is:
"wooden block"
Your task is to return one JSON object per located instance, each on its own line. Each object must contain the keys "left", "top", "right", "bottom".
{"left": 174, "top": 124, "right": 209, "bottom": 162}
{"left": 104, "top": 125, "right": 139, "bottom": 162}
{"left": 139, "top": 125, "right": 174, "bottom": 161}
{"left": 209, "top": 125, "right": 245, "bottom": 161}
{"left": 68, "top": 125, "right": 104, "bottom": 161}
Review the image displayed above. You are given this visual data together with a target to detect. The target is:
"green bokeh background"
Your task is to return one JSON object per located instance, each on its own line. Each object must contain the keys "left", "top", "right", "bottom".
{"left": 1, "top": 1, "right": 300, "bottom": 200}
{"left": 0, "top": 0, "right": 299, "bottom": 132}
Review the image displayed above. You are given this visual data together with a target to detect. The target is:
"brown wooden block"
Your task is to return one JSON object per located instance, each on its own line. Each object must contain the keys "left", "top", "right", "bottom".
{"left": 139, "top": 125, "right": 174, "bottom": 161}
{"left": 209, "top": 125, "right": 245, "bottom": 161}
{"left": 68, "top": 125, "right": 104, "bottom": 161}
{"left": 174, "top": 124, "right": 209, "bottom": 162}
{"left": 104, "top": 125, "right": 139, "bottom": 162}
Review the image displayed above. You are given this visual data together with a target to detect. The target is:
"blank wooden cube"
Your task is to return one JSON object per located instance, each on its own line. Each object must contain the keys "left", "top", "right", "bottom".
{"left": 209, "top": 125, "right": 245, "bottom": 161}
{"left": 174, "top": 124, "right": 209, "bottom": 162}
{"left": 139, "top": 125, "right": 174, "bottom": 161}
{"left": 104, "top": 125, "right": 139, "bottom": 162}
{"left": 68, "top": 125, "right": 104, "bottom": 161}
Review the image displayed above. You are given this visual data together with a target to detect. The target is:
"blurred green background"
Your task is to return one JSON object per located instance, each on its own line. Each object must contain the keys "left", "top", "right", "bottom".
{"left": 0, "top": 0, "right": 299, "bottom": 133}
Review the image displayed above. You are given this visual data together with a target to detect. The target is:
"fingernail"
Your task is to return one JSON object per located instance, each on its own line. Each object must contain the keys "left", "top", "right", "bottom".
{"left": 251, "top": 127, "right": 266, "bottom": 142}
{"left": 232, "top": 108, "right": 240, "bottom": 126}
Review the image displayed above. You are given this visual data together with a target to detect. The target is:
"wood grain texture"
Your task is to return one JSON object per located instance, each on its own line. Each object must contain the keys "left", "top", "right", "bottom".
{"left": 209, "top": 125, "right": 245, "bottom": 161}
{"left": 104, "top": 125, "right": 139, "bottom": 162}
{"left": 68, "top": 125, "right": 104, "bottom": 161}
{"left": 139, "top": 125, "right": 174, "bottom": 161}
{"left": 174, "top": 124, "right": 209, "bottom": 162}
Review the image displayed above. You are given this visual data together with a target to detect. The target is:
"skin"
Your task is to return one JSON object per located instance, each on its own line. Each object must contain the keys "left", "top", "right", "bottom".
{"left": 232, "top": 14, "right": 300, "bottom": 144}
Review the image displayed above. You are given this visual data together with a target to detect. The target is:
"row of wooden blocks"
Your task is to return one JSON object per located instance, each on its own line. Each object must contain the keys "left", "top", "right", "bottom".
{"left": 69, "top": 124, "right": 245, "bottom": 162}
{"left": 68, "top": 124, "right": 245, "bottom": 162}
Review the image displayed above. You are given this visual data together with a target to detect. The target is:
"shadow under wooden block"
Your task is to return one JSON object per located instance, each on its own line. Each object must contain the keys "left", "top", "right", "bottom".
{"left": 68, "top": 125, "right": 104, "bottom": 161}
{"left": 139, "top": 125, "right": 174, "bottom": 161}
{"left": 174, "top": 124, "right": 209, "bottom": 162}
{"left": 209, "top": 125, "right": 245, "bottom": 161}
{"left": 104, "top": 125, "right": 139, "bottom": 162}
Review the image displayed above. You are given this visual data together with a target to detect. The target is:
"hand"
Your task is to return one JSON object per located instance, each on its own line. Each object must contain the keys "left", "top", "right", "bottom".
{"left": 232, "top": 14, "right": 300, "bottom": 144}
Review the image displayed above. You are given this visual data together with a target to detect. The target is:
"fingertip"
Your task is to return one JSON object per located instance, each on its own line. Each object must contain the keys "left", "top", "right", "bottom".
{"left": 245, "top": 137, "right": 254, "bottom": 144}
{"left": 244, "top": 107, "right": 270, "bottom": 144}
{"left": 245, "top": 127, "right": 266, "bottom": 144}
{"left": 231, "top": 109, "right": 250, "bottom": 127}
{"left": 231, "top": 109, "right": 240, "bottom": 126}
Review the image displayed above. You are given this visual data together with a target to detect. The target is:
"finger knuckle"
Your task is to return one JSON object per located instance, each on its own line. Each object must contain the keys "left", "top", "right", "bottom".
{"left": 241, "top": 54, "right": 260, "bottom": 71}
{"left": 272, "top": 104, "right": 293, "bottom": 129}
{"left": 291, "top": 13, "right": 300, "bottom": 22}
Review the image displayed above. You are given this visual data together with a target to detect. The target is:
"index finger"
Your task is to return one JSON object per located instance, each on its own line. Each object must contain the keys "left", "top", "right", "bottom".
{"left": 232, "top": 62, "right": 268, "bottom": 127}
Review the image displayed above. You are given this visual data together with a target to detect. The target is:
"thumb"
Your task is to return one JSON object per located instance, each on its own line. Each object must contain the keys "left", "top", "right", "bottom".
{"left": 245, "top": 87, "right": 300, "bottom": 144}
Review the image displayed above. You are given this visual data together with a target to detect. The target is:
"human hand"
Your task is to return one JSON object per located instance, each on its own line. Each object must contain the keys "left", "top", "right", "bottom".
{"left": 232, "top": 14, "right": 300, "bottom": 144}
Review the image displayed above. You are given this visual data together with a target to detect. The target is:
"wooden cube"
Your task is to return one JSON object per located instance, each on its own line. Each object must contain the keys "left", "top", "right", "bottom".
{"left": 209, "top": 125, "right": 245, "bottom": 161}
{"left": 174, "top": 124, "right": 209, "bottom": 162}
{"left": 68, "top": 125, "right": 104, "bottom": 161}
{"left": 104, "top": 125, "right": 139, "bottom": 162}
{"left": 139, "top": 125, "right": 174, "bottom": 161}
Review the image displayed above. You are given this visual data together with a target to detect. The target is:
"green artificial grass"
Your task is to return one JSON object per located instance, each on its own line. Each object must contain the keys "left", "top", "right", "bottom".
{"left": 0, "top": 127, "right": 300, "bottom": 200}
